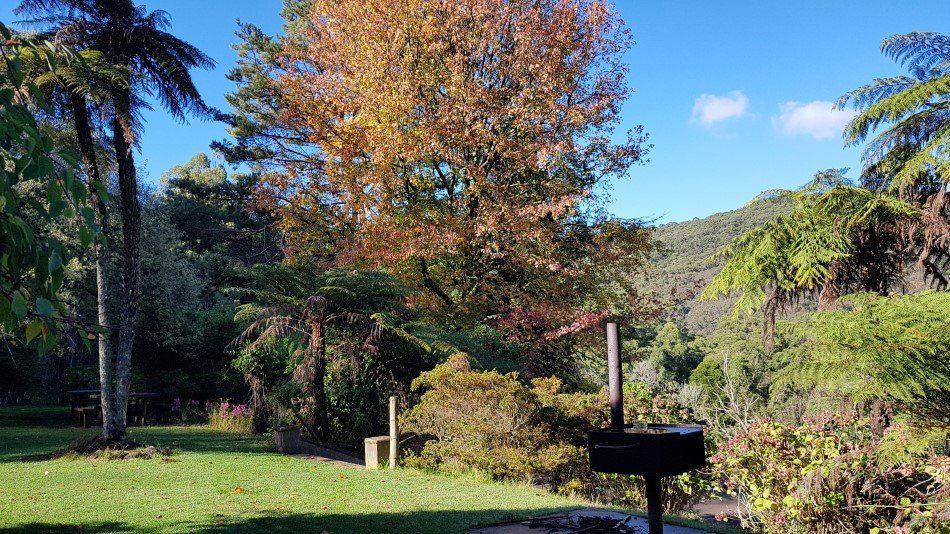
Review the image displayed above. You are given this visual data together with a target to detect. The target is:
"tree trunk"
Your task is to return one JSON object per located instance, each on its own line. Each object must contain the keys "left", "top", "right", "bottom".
{"left": 68, "top": 92, "right": 120, "bottom": 442}
{"left": 418, "top": 258, "right": 454, "bottom": 307}
{"left": 110, "top": 102, "right": 142, "bottom": 441}
{"left": 869, "top": 399, "right": 892, "bottom": 440}
{"left": 312, "top": 322, "right": 330, "bottom": 440}
{"left": 294, "top": 320, "right": 330, "bottom": 441}
{"left": 246, "top": 373, "right": 270, "bottom": 435}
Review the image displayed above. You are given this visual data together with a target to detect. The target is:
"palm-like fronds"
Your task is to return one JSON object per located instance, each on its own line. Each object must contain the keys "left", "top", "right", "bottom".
{"left": 702, "top": 170, "right": 919, "bottom": 330}
{"left": 882, "top": 32, "right": 950, "bottom": 73}
{"left": 17, "top": 42, "right": 127, "bottom": 109}
{"left": 838, "top": 32, "right": 950, "bottom": 190}
{"left": 774, "top": 291, "right": 950, "bottom": 427}
{"left": 228, "top": 263, "right": 452, "bottom": 439}
{"left": 17, "top": 0, "right": 216, "bottom": 125}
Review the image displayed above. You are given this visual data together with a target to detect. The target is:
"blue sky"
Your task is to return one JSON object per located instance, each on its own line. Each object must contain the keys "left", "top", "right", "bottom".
{"left": 3, "top": 1, "right": 948, "bottom": 223}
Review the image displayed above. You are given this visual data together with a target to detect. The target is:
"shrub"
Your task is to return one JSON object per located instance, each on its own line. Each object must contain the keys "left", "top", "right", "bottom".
{"left": 794, "top": 450, "right": 949, "bottom": 533}
{"left": 400, "top": 354, "right": 715, "bottom": 512}
{"left": 169, "top": 397, "right": 207, "bottom": 424}
{"left": 208, "top": 400, "right": 253, "bottom": 434}
{"left": 717, "top": 416, "right": 948, "bottom": 532}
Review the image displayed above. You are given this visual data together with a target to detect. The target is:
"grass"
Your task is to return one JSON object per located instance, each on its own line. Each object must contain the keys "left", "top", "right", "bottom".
{"left": 0, "top": 406, "right": 748, "bottom": 534}
{"left": 0, "top": 406, "right": 583, "bottom": 533}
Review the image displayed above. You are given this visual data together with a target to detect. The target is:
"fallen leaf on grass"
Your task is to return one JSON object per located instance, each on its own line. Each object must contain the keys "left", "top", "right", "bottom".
{"left": 233, "top": 486, "right": 246, "bottom": 493}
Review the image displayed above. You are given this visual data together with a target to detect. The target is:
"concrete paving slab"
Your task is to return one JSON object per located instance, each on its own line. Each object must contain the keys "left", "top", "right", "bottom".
{"left": 292, "top": 438, "right": 364, "bottom": 467}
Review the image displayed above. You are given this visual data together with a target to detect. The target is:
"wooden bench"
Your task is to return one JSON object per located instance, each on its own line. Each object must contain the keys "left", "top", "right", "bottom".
{"left": 74, "top": 405, "right": 100, "bottom": 428}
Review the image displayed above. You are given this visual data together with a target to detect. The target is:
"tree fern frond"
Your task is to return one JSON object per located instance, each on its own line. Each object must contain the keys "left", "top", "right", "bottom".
{"left": 891, "top": 122, "right": 950, "bottom": 188}
{"left": 837, "top": 76, "right": 916, "bottom": 111}
{"left": 859, "top": 106, "right": 948, "bottom": 169}
{"left": 843, "top": 75, "right": 950, "bottom": 144}
{"left": 882, "top": 32, "right": 950, "bottom": 74}
{"left": 702, "top": 171, "right": 918, "bottom": 320}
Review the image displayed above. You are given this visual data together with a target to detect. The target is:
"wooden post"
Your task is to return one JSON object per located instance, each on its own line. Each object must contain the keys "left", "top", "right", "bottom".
{"left": 388, "top": 396, "right": 398, "bottom": 468}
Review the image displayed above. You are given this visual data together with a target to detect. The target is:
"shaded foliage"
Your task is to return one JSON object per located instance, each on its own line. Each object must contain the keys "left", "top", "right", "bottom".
{"left": 229, "top": 264, "right": 448, "bottom": 442}
{"left": 776, "top": 291, "right": 950, "bottom": 428}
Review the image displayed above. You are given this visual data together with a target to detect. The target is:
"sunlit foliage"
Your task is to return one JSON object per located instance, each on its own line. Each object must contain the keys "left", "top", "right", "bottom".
{"left": 0, "top": 25, "right": 96, "bottom": 352}
{"left": 777, "top": 291, "right": 950, "bottom": 428}
{"left": 701, "top": 169, "right": 918, "bottom": 329}
{"left": 220, "top": 0, "right": 653, "bottom": 342}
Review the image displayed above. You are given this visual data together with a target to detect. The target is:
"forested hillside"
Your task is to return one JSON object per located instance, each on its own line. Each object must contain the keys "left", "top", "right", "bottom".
{"left": 647, "top": 196, "right": 791, "bottom": 335}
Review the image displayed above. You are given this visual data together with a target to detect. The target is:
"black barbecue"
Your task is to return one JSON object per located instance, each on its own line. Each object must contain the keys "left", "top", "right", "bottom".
{"left": 587, "top": 322, "right": 706, "bottom": 534}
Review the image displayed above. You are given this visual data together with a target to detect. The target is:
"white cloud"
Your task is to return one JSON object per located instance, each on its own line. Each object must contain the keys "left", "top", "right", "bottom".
{"left": 772, "top": 101, "right": 857, "bottom": 140}
{"left": 691, "top": 91, "right": 749, "bottom": 126}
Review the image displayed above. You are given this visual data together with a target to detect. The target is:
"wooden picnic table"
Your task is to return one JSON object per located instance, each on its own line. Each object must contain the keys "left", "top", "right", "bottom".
{"left": 66, "top": 390, "right": 162, "bottom": 427}
{"left": 90, "top": 392, "right": 161, "bottom": 426}
{"left": 66, "top": 389, "right": 101, "bottom": 427}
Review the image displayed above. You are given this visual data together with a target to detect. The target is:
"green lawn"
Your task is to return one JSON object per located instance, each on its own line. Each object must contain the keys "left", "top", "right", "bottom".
{"left": 0, "top": 406, "right": 580, "bottom": 533}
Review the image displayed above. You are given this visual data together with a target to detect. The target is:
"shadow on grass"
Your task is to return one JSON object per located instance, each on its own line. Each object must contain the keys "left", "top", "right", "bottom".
{"left": 0, "top": 522, "right": 140, "bottom": 533}
{"left": 0, "top": 509, "right": 579, "bottom": 534}
{"left": 0, "top": 427, "right": 96, "bottom": 463}
{"left": 130, "top": 426, "right": 274, "bottom": 455}
{"left": 191, "top": 510, "right": 574, "bottom": 534}
{"left": 0, "top": 405, "right": 73, "bottom": 428}
{"left": 0, "top": 427, "right": 275, "bottom": 463}
{"left": 0, "top": 406, "right": 274, "bottom": 463}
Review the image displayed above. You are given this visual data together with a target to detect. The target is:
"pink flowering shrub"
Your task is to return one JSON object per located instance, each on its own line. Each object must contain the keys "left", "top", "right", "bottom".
{"left": 207, "top": 400, "right": 253, "bottom": 434}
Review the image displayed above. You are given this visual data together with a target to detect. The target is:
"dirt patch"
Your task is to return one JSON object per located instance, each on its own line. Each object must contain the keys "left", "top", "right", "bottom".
{"left": 21, "top": 436, "right": 177, "bottom": 461}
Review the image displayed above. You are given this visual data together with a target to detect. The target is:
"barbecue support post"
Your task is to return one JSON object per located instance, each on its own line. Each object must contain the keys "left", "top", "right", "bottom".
{"left": 645, "top": 475, "right": 663, "bottom": 534}
{"left": 606, "top": 321, "right": 624, "bottom": 430}
{"left": 389, "top": 396, "right": 398, "bottom": 468}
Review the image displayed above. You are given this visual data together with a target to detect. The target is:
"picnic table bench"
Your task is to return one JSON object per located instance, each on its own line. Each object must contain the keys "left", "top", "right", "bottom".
{"left": 66, "top": 390, "right": 163, "bottom": 427}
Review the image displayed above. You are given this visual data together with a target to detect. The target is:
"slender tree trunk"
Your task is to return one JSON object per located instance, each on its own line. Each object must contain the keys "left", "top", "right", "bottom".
{"left": 68, "top": 92, "right": 120, "bottom": 442}
{"left": 418, "top": 258, "right": 454, "bottom": 307}
{"left": 246, "top": 373, "right": 270, "bottom": 435}
{"left": 312, "top": 321, "right": 329, "bottom": 441}
{"left": 110, "top": 102, "right": 142, "bottom": 441}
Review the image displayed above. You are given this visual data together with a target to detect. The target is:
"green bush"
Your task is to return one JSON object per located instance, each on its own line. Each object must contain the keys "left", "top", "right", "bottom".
{"left": 794, "top": 450, "right": 948, "bottom": 533}
{"left": 400, "top": 354, "right": 714, "bottom": 512}
{"left": 716, "top": 416, "right": 948, "bottom": 532}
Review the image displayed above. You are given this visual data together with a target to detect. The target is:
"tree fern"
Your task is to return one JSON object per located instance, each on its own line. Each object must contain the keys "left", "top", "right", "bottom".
{"left": 774, "top": 291, "right": 950, "bottom": 427}
{"left": 702, "top": 170, "right": 918, "bottom": 323}
{"left": 838, "top": 32, "right": 950, "bottom": 190}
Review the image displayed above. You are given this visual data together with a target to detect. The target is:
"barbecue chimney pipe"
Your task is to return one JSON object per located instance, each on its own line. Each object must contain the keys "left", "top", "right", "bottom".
{"left": 606, "top": 321, "right": 623, "bottom": 430}
{"left": 607, "top": 321, "right": 661, "bottom": 533}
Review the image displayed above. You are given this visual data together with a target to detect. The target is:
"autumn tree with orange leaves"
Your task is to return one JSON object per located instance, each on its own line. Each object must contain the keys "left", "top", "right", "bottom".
{"left": 218, "top": 0, "right": 653, "bottom": 362}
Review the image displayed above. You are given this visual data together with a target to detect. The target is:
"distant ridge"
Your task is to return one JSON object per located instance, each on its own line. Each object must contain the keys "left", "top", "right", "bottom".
{"left": 646, "top": 196, "right": 792, "bottom": 335}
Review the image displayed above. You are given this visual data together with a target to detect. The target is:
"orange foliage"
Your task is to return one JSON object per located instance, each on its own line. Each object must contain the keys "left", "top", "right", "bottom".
{"left": 258, "top": 0, "right": 651, "bottom": 336}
